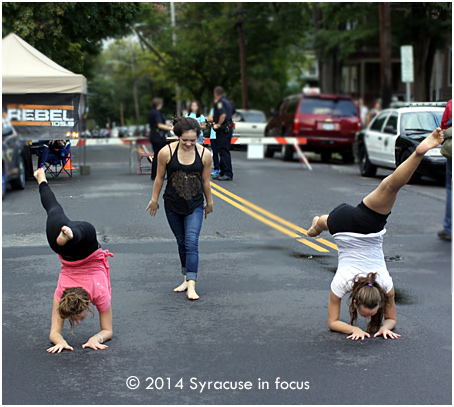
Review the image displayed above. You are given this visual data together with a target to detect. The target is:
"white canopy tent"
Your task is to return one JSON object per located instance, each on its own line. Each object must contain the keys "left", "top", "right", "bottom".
{"left": 2, "top": 33, "right": 87, "bottom": 139}
{"left": 2, "top": 32, "right": 87, "bottom": 94}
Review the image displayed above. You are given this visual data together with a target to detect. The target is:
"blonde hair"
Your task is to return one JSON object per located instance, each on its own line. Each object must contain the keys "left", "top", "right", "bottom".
{"left": 58, "top": 287, "right": 93, "bottom": 334}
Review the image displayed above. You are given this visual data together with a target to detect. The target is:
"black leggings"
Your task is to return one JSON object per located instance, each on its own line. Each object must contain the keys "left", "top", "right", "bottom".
{"left": 327, "top": 201, "right": 390, "bottom": 235}
{"left": 39, "top": 183, "right": 99, "bottom": 261}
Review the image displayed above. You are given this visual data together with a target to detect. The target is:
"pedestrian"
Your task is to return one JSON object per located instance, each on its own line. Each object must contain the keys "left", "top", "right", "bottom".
{"left": 367, "top": 100, "right": 381, "bottom": 125}
{"left": 36, "top": 140, "right": 70, "bottom": 169}
{"left": 307, "top": 128, "right": 445, "bottom": 340}
{"left": 211, "top": 86, "right": 234, "bottom": 181}
{"left": 207, "top": 108, "right": 221, "bottom": 176}
{"left": 358, "top": 97, "right": 369, "bottom": 127}
{"left": 438, "top": 99, "right": 452, "bottom": 241}
{"left": 33, "top": 167, "right": 113, "bottom": 353}
{"left": 148, "top": 97, "right": 173, "bottom": 181}
{"left": 185, "top": 100, "right": 206, "bottom": 144}
{"left": 145, "top": 117, "right": 213, "bottom": 300}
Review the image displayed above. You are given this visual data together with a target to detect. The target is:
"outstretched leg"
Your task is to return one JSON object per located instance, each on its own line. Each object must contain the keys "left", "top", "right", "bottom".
{"left": 307, "top": 128, "right": 444, "bottom": 237}
{"left": 34, "top": 168, "right": 73, "bottom": 247}
{"left": 363, "top": 128, "right": 444, "bottom": 215}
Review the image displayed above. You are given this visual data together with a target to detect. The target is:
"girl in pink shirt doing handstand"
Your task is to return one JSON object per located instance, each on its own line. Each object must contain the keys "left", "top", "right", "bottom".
{"left": 34, "top": 168, "right": 113, "bottom": 353}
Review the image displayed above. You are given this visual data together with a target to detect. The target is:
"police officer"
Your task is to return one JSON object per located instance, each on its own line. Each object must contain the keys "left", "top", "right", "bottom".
{"left": 148, "top": 97, "right": 172, "bottom": 180}
{"left": 212, "top": 86, "right": 234, "bottom": 181}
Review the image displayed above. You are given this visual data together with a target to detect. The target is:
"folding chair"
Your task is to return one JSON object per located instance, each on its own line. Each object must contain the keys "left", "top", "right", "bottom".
{"left": 135, "top": 138, "right": 154, "bottom": 174}
{"left": 39, "top": 141, "right": 73, "bottom": 178}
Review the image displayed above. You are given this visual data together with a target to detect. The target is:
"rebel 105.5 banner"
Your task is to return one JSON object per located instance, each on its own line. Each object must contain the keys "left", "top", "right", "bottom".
{"left": 3, "top": 93, "right": 86, "bottom": 140}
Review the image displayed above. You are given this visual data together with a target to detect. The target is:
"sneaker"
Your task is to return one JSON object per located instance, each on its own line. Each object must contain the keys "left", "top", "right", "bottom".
{"left": 437, "top": 230, "right": 451, "bottom": 241}
{"left": 218, "top": 175, "right": 233, "bottom": 181}
{"left": 211, "top": 169, "right": 220, "bottom": 176}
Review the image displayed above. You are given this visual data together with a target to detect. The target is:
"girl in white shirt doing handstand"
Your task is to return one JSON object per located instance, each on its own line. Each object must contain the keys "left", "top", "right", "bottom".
{"left": 307, "top": 128, "right": 444, "bottom": 341}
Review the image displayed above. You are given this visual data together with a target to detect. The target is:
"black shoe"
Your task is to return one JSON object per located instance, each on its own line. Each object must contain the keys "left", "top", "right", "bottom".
{"left": 437, "top": 230, "right": 451, "bottom": 241}
{"left": 211, "top": 173, "right": 220, "bottom": 180}
{"left": 218, "top": 175, "right": 233, "bottom": 181}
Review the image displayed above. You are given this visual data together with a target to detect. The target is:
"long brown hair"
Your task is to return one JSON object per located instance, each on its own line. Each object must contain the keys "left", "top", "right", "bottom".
{"left": 172, "top": 116, "right": 201, "bottom": 138}
{"left": 348, "top": 272, "right": 391, "bottom": 334}
{"left": 58, "top": 287, "right": 93, "bottom": 334}
{"left": 188, "top": 100, "right": 203, "bottom": 117}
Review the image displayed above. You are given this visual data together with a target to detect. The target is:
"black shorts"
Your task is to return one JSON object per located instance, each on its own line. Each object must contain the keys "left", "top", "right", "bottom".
{"left": 327, "top": 201, "right": 390, "bottom": 235}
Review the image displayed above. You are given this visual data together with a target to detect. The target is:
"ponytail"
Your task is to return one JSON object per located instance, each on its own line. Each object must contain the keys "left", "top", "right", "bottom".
{"left": 348, "top": 272, "right": 391, "bottom": 334}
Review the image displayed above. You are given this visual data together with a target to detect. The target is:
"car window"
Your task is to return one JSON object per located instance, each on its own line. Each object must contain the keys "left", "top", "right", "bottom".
{"left": 284, "top": 97, "right": 300, "bottom": 115}
{"left": 233, "top": 112, "right": 244, "bottom": 122}
{"left": 370, "top": 112, "right": 389, "bottom": 131}
{"left": 239, "top": 111, "right": 266, "bottom": 122}
{"left": 384, "top": 113, "right": 398, "bottom": 132}
{"left": 300, "top": 97, "right": 357, "bottom": 117}
{"left": 400, "top": 111, "right": 443, "bottom": 136}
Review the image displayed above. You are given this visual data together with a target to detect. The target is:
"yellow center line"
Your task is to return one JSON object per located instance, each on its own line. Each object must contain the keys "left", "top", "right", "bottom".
{"left": 210, "top": 187, "right": 330, "bottom": 253}
{"left": 210, "top": 182, "right": 337, "bottom": 251}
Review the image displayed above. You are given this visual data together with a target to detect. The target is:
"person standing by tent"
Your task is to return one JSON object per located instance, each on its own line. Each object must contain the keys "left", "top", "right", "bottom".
{"left": 148, "top": 98, "right": 173, "bottom": 181}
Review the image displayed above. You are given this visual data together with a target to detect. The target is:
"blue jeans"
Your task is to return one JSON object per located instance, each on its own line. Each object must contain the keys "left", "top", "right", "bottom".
{"left": 443, "top": 160, "right": 452, "bottom": 235}
{"left": 165, "top": 203, "right": 204, "bottom": 281}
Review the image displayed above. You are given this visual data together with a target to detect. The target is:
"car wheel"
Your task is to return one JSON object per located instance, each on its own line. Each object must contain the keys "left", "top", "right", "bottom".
{"left": 11, "top": 155, "right": 26, "bottom": 190}
{"left": 320, "top": 151, "right": 332, "bottom": 163}
{"left": 282, "top": 145, "right": 293, "bottom": 161}
{"left": 399, "top": 150, "right": 421, "bottom": 183}
{"left": 358, "top": 146, "right": 377, "bottom": 177}
{"left": 264, "top": 145, "right": 275, "bottom": 158}
{"left": 341, "top": 150, "right": 355, "bottom": 164}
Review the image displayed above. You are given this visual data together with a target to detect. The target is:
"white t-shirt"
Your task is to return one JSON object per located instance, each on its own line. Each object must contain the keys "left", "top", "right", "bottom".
{"left": 330, "top": 229, "right": 393, "bottom": 299}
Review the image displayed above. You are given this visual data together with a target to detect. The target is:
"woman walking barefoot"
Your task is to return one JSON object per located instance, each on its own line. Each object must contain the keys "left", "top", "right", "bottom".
{"left": 307, "top": 128, "right": 444, "bottom": 340}
{"left": 146, "top": 117, "right": 213, "bottom": 300}
{"left": 34, "top": 168, "right": 113, "bottom": 353}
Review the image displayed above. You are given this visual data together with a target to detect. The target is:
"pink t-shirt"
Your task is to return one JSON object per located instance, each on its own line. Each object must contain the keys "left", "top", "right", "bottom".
{"left": 54, "top": 248, "right": 113, "bottom": 313}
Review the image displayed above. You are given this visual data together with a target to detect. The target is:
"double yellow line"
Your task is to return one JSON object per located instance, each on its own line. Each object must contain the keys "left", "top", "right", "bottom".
{"left": 210, "top": 182, "right": 337, "bottom": 253}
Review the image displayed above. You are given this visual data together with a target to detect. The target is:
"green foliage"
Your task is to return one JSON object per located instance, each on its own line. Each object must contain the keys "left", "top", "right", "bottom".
{"left": 2, "top": 2, "right": 142, "bottom": 76}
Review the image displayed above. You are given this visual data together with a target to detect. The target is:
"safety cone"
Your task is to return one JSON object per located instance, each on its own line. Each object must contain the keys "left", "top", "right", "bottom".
{"left": 63, "top": 153, "right": 76, "bottom": 170}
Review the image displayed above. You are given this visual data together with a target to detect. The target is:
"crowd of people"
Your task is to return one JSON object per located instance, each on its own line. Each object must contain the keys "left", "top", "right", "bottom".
{"left": 33, "top": 88, "right": 450, "bottom": 352}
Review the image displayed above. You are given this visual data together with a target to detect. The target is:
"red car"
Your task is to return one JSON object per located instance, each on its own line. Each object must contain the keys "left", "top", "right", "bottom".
{"left": 264, "top": 93, "right": 361, "bottom": 163}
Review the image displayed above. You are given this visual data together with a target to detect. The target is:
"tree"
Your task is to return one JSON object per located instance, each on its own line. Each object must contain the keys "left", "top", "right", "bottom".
{"left": 133, "top": 2, "right": 312, "bottom": 113}
{"left": 391, "top": 2, "right": 452, "bottom": 101}
{"left": 2, "top": 2, "right": 142, "bottom": 76}
{"left": 311, "top": 3, "right": 379, "bottom": 94}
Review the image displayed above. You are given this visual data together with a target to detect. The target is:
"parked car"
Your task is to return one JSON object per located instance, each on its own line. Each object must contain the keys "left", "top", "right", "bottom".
{"left": 265, "top": 92, "right": 361, "bottom": 162}
{"left": 355, "top": 102, "right": 446, "bottom": 182}
{"left": 2, "top": 116, "right": 29, "bottom": 197}
{"left": 232, "top": 109, "right": 267, "bottom": 138}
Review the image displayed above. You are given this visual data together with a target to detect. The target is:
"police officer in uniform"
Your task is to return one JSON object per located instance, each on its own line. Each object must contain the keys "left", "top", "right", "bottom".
{"left": 212, "top": 86, "right": 234, "bottom": 181}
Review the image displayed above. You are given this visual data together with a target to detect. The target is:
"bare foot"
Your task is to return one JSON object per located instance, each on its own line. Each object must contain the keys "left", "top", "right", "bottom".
{"left": 416, "top": 127, "right": 444, "bottom": 155}
{"left": 307, "top": 216, "right": 322, "bottom": 237}
{"left": 33, "top": 168, "right": 47, "bottom": 184}
{"left": 56, "top": 226, "right": 73, "bottom": 246}
{"left": 174, "top": 281, "right": 188, "bottom": 293}
{"left": 187, "top": 280, "right": 199, "bottom": 300}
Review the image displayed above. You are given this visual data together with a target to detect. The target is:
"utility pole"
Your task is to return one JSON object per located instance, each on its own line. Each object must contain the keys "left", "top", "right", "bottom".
{"left": 170, "top": 2, "right": 182, "bottom": 116}
{"left": 379, "top": 2, "right": 392, "bottom": 109}
{"left": 237, "top": 2, "right": 249, "bottom": 109}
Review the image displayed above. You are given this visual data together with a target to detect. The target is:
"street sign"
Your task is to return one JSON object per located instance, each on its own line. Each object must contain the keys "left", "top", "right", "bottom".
{"left": 401, "top": 45, "right": 414, "bottom": 83}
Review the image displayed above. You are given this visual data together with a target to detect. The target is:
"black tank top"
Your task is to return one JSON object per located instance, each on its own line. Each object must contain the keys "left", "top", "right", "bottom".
{"left": 163, "top": 143, "right": 205, "bottom": 215}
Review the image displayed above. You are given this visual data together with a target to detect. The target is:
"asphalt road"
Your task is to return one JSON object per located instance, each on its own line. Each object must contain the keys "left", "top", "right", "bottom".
{"left": 2, "top": 143, "right": 452, "bottom": 405}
